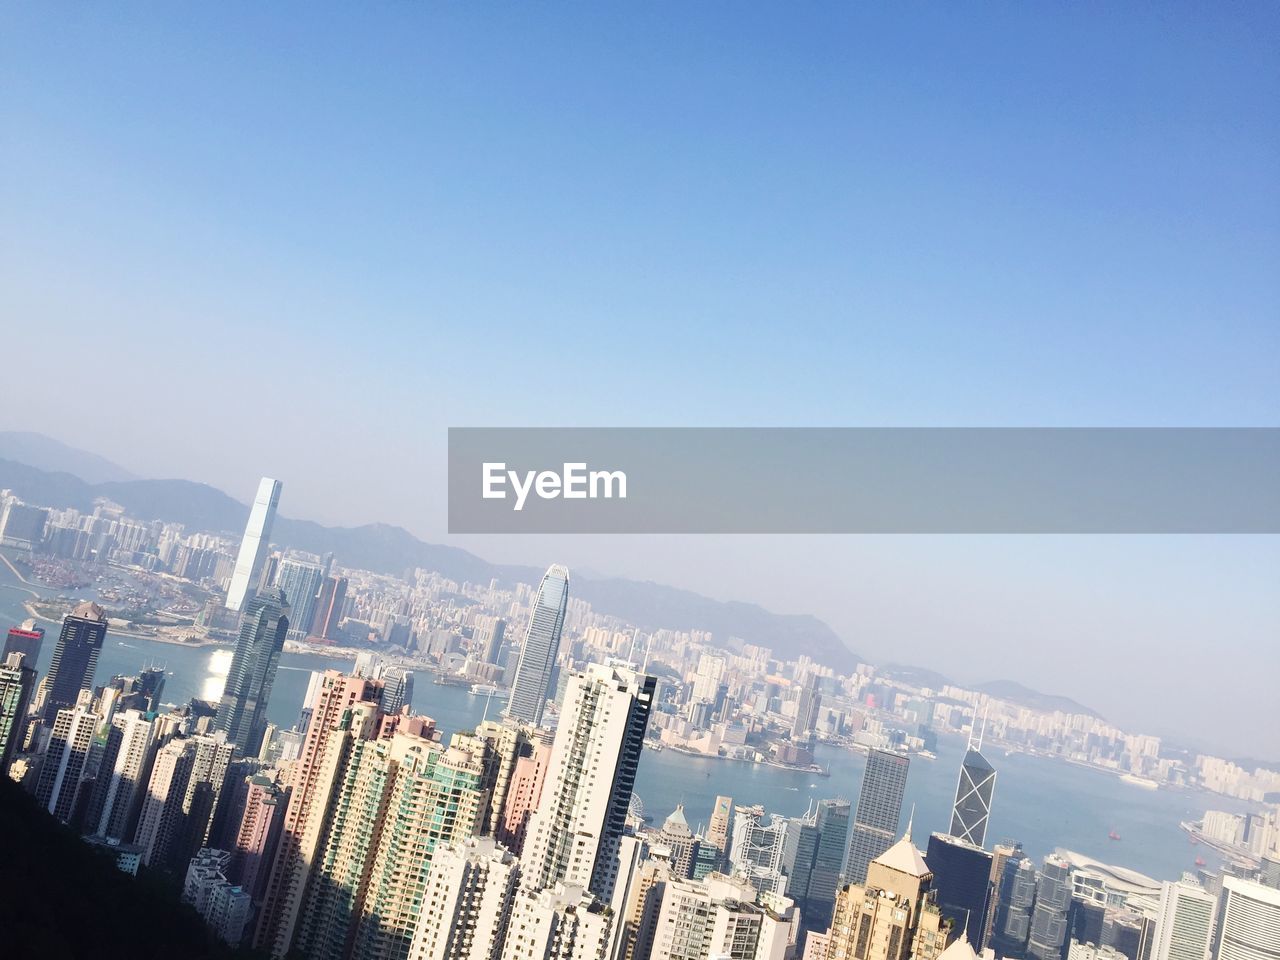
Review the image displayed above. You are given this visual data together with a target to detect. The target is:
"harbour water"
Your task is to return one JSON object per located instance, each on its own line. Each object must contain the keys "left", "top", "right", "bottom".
{"left": 0, "top": 557, "right": 1252, "bottom": 883}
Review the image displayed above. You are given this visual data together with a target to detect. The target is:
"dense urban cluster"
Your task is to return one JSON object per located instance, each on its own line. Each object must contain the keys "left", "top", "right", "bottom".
{"left": 0, "top": 480, "right": 1277, "bottom": 960}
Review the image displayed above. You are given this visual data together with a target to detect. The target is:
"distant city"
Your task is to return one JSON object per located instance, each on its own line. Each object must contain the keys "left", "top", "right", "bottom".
{"left": 0, "top": 471, "right": 1276, "bottom": 959}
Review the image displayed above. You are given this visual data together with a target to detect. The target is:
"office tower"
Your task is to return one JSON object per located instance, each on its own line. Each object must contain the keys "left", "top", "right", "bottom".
{"left": 108, "top": 666, "right": 167, "bottom": 713}
{"left": 0, "top": 651, "right": 36, "bottom": 770}
{"left": 39, "top": 602, "right": 107, "bottom": 722}
{"left": 1027, "top": 856, "right": 1072, "bottom": 960}
{"left": 226, "top": 477, "right": 282, "bottom": 612}
{"left": 1216, "top": 876, "right": 1280, "bottom": 960}
{"left": 294, "top": 715, "right": 397, "bottom": 960}
{"left": 985, "top": 843, "right": 1023, "bottom": 948}
{"left": 828, "top": 829, "right": 952, "bottom": 960}
{"left": 230, "top": 774, "right": 289, "bottom": 903}
{"left": 379, "top": 666, "right": 415, "bottom": 715}
{"left": 994, "top": 854, "right": 1037, "bottom": 957}
{"left": 706, "top": 795, "right": 733, "bottom": 865}
{"left": 310, "top": 575, "right": 348, "bottom": 639}
{"left": 33, "top": 696, "right": 99, "bottom": 823}
{"left": 184, "top": 848, "right": 253, "bottom": 945}
{"left": 352, "top": 737, "right": 488, "bottom": 960}
{"left": 0, "top": 501, "right": 47, "bottom": 547}
{"left": 786, "top": 798, "right": 853, "bottom": 938}
{"left": 1149, "top": 879, "right": 1216, "bottom": 960}
{"left": 3, "top": 620, "right": 44, "bottom": 663}
{"left": 255, "top": 673, "right": 384, "bottom": 956}
{"left": 476, "top": 616, "right": 507, "bottom": 667}
{"left": 643, "top": 872, "right": 797, "bottom": 960}
{"left": 793, "top": 676, "right": 822, "bottom": 739}
{"left": 94, "top": 708, "right": 160, "bottom": 840}
{"left": 521, "top": 663, "right": 655, "bottom": 902}
{"left": 407, "top": 837, "right": 521, "bottom": 960}
{"left": 497, "top": 731, "right": 553, "bottom": 856}
{"left": 729, "top": 805, "right": 790, "bottom": 896}
{"left": 951, "top": 715, "right": 996, "bottom": 848}
{"left": 135, "top": 738, "right": 197, "bottom": 867}
{"left": 178, "top": 734, "right": 236, "bottom": 861}
{"left": 214, "top": 587, "right": 289, "bottom": 756}
{"left": 654, "top": 805, "right": 700, "bottom": 879}
{"left": 276, "top": 555, "right": 325, "bottom": 642}
{"left": 499, "top": 883, "right": 613, "bottom": 960}
{"left": 845, "top": 749, "right": 910, "bottom": 884}
{"left": 927, "top": 833, "right": 994, "bottom": 949}
{"left": 506, "top": 564, "right": 570, "bottom": 726}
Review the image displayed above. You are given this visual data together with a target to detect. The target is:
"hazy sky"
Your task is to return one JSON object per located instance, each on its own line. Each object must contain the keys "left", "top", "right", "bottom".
{"left": 2, "top": 5, "right": 1277, "bottom": 757}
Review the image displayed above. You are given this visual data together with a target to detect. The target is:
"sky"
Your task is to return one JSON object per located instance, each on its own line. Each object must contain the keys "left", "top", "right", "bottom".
{"left": 1, "top": 4, "right": 1277, "bottom": 757}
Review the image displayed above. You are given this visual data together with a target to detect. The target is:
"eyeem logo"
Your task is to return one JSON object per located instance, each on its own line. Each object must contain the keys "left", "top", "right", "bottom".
{"left": 482, "top": 462, "right": 628, "bottom": 511}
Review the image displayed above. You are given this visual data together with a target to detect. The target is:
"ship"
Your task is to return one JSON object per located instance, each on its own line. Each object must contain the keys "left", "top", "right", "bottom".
{"left": 1108, "top": 830, "right": 1122, "bottom": 841}
{"left": 469, "top": 683, "right": 508, "bottom": 699}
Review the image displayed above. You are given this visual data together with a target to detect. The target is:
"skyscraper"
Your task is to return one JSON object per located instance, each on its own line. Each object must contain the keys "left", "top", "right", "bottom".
{"left": 94, "top": 707, "right": 161, "bottom": 841}
{"left": 310, "top": 575, "right": 348, "bottom": 639}
{"left": 1216, "top": 876, "right": 1280, "bottom": 960}
{"left": 33, "top": 696, "right": 100, "bottom": 823}
{"left": 226, "top": 477, "right": 282, "bottom": 613}
{"left": 783, "top": 797, "right": 852, "bottom": 938}
{"left": 927, "top": 832, "right": 994, "bottom": 949}
{"left": 214, "top": 587, "right": 289, "bottom": 756}
{"left": 476, "top": 616, "right": 507, "bottom": 667}
{"left": 407, "top": 837, "right": 521, "bottom": 960}
{"left": 521, "top": 663, "right": 655, "bottom": 902}
{"left": 0, "top": 651, "right": 36, "bottom": 770}
{"left": 1150, "top": 879, "right": 1216, "bottom": 960}
{"left": 951, "top": 715, "right": 997, "bottom": 848}
{"left": 275, "top": 555, "right": 326, "bottom": 642}
{"left": 39, "top": 602, "right": 107, "bottom": 722}
{"left": 3, "top": 620, "right": 44, "bottom": 663}
{"left": 845, "top": 749, "right": 910, "bottom": 885}
{"left": 993, "top": 854, "right": 1037, "bottom": 957}
{"left": 506, "top": 565, "right": 569, "bottom": 727}
{"left": 1027, "top": 855, "right": 1072, "bottom": 960}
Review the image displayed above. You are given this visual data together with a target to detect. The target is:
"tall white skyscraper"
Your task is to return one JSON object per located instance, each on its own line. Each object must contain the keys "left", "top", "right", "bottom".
{"left": 521, "top": 663, "right": 655, "bottom": 902}
{"left": 1151, "top": 878, "right": 1217, "bottom": 960}
{"left": 506, "top": 565, "right": 570, "bottom": 727}
{"left": 1216, "top": 876, "right": 1280, "bottom": 960}
{"left": 226, "top": 477, "right": 282, "bottom": 613}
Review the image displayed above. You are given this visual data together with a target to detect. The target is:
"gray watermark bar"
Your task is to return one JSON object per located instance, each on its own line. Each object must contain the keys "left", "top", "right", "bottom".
{"left": 447, "top": 428, "right": 1280, "bottom": 534}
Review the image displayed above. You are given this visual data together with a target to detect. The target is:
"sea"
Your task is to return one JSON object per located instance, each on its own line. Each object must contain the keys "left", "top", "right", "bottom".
{"left": 0, "top": 554, "right": 1254, "bottom": 884}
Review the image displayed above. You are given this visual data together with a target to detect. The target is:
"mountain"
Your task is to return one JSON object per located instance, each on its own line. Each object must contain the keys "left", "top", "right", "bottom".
{"left": 0, "top": 430, "right": 138, "bottom": 483}
{"left": 974, "top": 679, "right": 1101, "bottom": 719}
{"left": 0, "top": 456, "right": 857, "bottom": 671}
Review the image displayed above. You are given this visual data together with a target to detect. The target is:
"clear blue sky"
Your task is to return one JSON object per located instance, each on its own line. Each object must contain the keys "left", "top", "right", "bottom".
{"left": 2, "top": 4, "right": 1277, "bottom": 756}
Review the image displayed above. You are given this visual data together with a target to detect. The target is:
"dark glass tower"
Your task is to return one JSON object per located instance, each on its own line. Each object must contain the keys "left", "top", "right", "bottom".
{"left": 41, "top": 602, "right": 108, "bottom": 722}
{"left": 506, "top": 564, "right": 569, "bottom": 726}
{"left": 951, "top": 713, "right": 997, "bottom": 847}
{"left": 844, "top": 748, "right": 910, "bottom": 884}
{"left": 788, "top": 797, "right": 853, "bottom": 937}
{"left": 927, "top": 831, "right": 995, "bottom": 948}
{"left": 1027, "top": 855, "right": 1071, "bottom": 960}
{"left": 994, "top": 854, "right": 1037, "bottom": 958}
{"left": 214, "top": 588, "right": 289, "bottom": 755}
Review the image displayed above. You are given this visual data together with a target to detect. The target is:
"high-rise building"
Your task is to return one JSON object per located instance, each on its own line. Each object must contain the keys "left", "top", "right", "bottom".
{"left": 309, "top": 575, "right": 348, "bottom": 639}
{"left": 706, "top": 795, "right": 734, "bottom": 864}
{"left": 950, "top": 716, "right": 996, "bottom": 848}
{"left": 0, "top": 651, "right": 36, "bottom": 770}
{"left": 506, "top": 565, "right": 570, "bottom": 727}
{"left": 642, "top": 872, "right": 797, "bottom": 960}
{"left": 497, "top": 730, "right": 553, "bottom": 856}
{"left": 1149, "top": 879, "right": 1216, "bottom": 960}
{"left": 729, "top": 804, "right": 790, "bottom": 896}
{"left": 379, "top": 666, "right": 415, "bottom": 715}
{"left": 135, "top": 737, "right": 198, "bottom": 868}
{"left": 33, "top": 696, "right": 100, "bottom": 823}
{"left": 214, "top": 587, "right": 289, "bottom": 756}
{"left": 39, "top": 602, "right": 107, "bottom": 722}
{"left": 276, "top": 555, "right": 326, "bottom": 643}
{"left": 993, "top": 854, "right": 1037, "bottom": 958}
{"left": 352, "top": 736, "right": 489, "bottom": 960}
{"left": 94, "top": 708, "right": 161, "bottom": 841}
{"left": 499, "top": 883, "right": 613, "bottom": 960}
{"left": 226, "top": 477, "right": 282, "bottom": 612}
{"left": 475, "top": 616, "right": 507, "bottom": 667}
{"left": 654, "top": 805, "right": 700, "bottom": 879}
{"left": 254, "top": 672, "right": 385, "bottom": 957}
{"left": 521, "top": 663, "right": 655, "bottom": 902}
{"left": 1216, "top": 876, "right": 1280, "bottom": 960}
{"left": 845, "top": 750, "right": 910, "bottom": 885}
{"left": 827, "top": 828, "right": 954, "bottom": 960}
{"left": 927, "top": 833, "right": 994, "bottom": 949}
{"left": 407, "top": 837, "right": 521, "bottom": 960}
{"left": 3, "top": 620, "right": 44, "bottom": 663}
{"left": 786, "top": 798, "right": 853, "bottom": 938}
{"left": 984, "top": 842, "right": 1022, "bottom": 950}
{"left": 184, "top": 848, "right": 254, "bottom": 945}
{"left": 229, "top": 774, "right": 290, "bottom": 904}
{"left": 1027, "top": 856, "right": 1072, "bottom": 960}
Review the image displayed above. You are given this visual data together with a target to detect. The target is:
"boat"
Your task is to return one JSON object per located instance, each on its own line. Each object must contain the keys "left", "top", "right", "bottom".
{"left": 1195, "top": 856, "right": 1207, "bottom": 867}
{"left": 469, "top": 683, "right": 508, "bottom": 699}
{"left": 1120, "top": 773, "right": 1159, "bottom": 790}
{"left": 1108, "top": 830, "right": 1122, "bottom": 841}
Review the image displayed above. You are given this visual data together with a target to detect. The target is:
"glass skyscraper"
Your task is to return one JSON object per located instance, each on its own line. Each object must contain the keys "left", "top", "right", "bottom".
{"left": 951, "top": 716, "right": 997, "bottom": 847}
{"left": 214, "top": 587, "right": 289, "bottom": 756}
{"left": 506, "top": 564, "right": 569, "bottom": 727}
{"left": 1027, "top": 855, "right": 1072, "bottom": 960}
{"left": 226, "top": 477, "right": 282, "bottom": 613}
{"left": 926, "top": 831, "right": 994, "bottom": 949}
{"left": 274, "top": 555, "right": 325, "bottom": 642}
{"left": 40, "top": 601, "right": 108, "bottom": 722}
{"left": 844, "top": 748, "right": 910, "bottom": 884}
